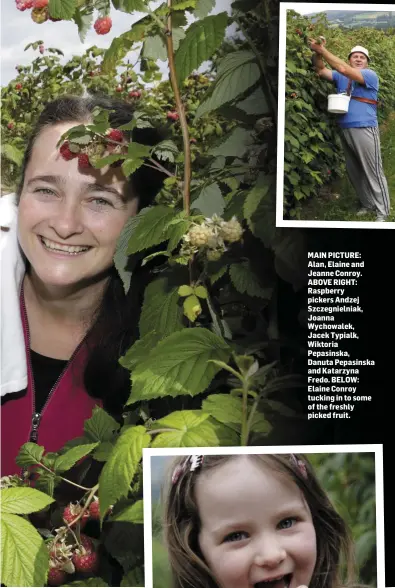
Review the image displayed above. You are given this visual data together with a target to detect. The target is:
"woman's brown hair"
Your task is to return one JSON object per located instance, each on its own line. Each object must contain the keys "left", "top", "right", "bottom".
{"left": 162, "top": 454, "right": 356, "bottom": 588}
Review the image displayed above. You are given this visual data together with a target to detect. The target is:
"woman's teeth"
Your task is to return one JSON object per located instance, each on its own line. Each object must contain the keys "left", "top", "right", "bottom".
{"left": 41, "top": 237, "right": 90, "bottom": 254}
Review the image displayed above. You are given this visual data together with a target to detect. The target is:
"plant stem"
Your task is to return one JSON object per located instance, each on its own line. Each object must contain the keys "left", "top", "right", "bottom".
{"left": 37, "top": 462, "right": 92, "bottom": 491}
{"left": 245, "top": 396, "right": 259, "bottom": 442}
{"left": 240, "top": 377, "right": 250, "bottom": 446}
{"left": 165, "top": 0, "right": 191, "bottom": 214}
{"left": 66, "top": 484, "right": 99, "bottom": 529}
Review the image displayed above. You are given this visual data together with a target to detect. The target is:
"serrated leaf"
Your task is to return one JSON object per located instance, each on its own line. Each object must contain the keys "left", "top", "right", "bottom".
{"left": 127, "top": 205, "right": 175, "bottom": 254}
{"left": 111, "top": 499, "right": 143, "bottom": 523}
{"left": 53, "top": 443, "right": 99, "bottom": 474}
{"left": 175, "top": 12, "right": 228, "bottom": 83}
{"left": 139, "top": 276, "right": 184, "bottom": 338}
{"left": 209, "top": 263, "right": 228, "bottom": 284}
{"left": 166, "top": 218, "right": 191, "bottom": 252}
{"left": 152, "top": 411, "right": 239, "bottom": 447}
{"left": 201, "top": 394, "right": 243, "bottom": 426}
{"left": 99, "top": 426, "right": 150, "bottom": 521}
{"left": 102, "top": 23, "right": 146, "bottom": 73}
{"left": 121, "top": 568, "right": 144, "bottom": 587}
{"left": 49, "top": 0, "right": 76, "bottom": 20}
{"left": 250, "top": 411, "right": 272, "bottom": 435}
{"left": 34, "top": 472, "right": 59, "bottom": 497}
{"left": 229, "top": 261, "right": 271, "bottom": 298}
{"left": 243, "top": 172, "right": 270, "bottom": 221}
{"left": 1, "top": 512, "right": 49, "bottom": 587}
{"left": 209, "top": 127, "right": 252, "bottom": 158}
{"left": 93, "top": 442, "right": 115, "bottom": 462}
{"left": 73, "top": 9, "right": 93, "bottom": 43}
{"left": 195, "top": 51, "right": 260, "bottom": 119}
{"left": 15, "top": 442, "right": 44, "bottom": 468}
{"left": 194, "top": 0, "right": 214, "bottom": 18}
{"left": 153, "top": 139, "right": 179, "bottom": 162}
{"left": 172, "top": 0, "right": 196, "bottom": 9}
{"left": 91, "top": 153, "right": 125, "bottom": 169}
{"left": 192, "top": 182, "right": 225, "bottom": 216}
{"left": 178, "top": 285, "right": 194, "bottom": 296}
{"left": 112, "top": 0, "right": 146, "bottom": 12}
{"left": 128, "top": 328, "right": 231, "bottom": 403}
{"left": 142, "top": 34, "right": 167, "bottom": 61}
{"left": 1, "top": 143, "right": 23, "bottom": 166}
{"left": 84, "top": 407, "right": 121, "bottom": 442}
{"left": 119, "top": 331, "right": 162, "bottom": 371}
{"left": 194, "top": 285, "right": 208, "bottom": 299}
{"left": 122, "top": 157, "right": 145, "bottom": 176}
{"left": 237, "top": 87, "right": 270, "bottom": 115}
{"left": 183, "top": 294, "right": 201, "bottom": 322}
{"left": 1, "top": 487, "right": 54, "bottom": 515}
{"left": 114, "top": 209, "right": 149, "bottom": 294}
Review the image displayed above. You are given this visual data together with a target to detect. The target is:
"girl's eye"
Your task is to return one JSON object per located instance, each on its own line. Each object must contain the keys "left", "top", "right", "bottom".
{"left": 223, "top": 531, "right": 249, "bottom": 543}
{"left": 278, "top": 517, "right": 297, "bottom": 530}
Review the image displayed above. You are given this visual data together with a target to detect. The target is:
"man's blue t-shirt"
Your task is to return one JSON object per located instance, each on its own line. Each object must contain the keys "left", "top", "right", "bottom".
{"left": 332, "top": 69, "right": 378, "bottom": 128}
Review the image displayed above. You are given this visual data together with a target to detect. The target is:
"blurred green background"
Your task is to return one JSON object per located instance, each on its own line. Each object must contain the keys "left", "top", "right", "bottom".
{"left": 150, "top": 452, "right": 377, "bottom": 588}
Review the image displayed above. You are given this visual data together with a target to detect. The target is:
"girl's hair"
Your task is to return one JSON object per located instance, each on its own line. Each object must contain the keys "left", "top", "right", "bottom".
{"left": 162, "top": 454, "right": 356, "bottom": 588}
{"left": 16, "top": 94, "right": 167, "bottom": 417}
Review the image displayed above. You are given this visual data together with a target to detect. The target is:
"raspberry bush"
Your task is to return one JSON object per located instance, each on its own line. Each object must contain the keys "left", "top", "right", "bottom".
{"left": 1, "top": 0, "right": 310, "bottom": 586}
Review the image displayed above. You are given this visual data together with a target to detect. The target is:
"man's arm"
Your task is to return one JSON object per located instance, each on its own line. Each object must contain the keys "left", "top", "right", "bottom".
{"left": 309, "top": 38, "right": 365, "bottom": 84}
{"left": 312, "top": 53, "right": 333, "bottom": 82}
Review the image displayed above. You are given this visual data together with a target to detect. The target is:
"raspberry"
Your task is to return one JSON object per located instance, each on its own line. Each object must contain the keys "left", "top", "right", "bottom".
{"left": 31, "top": 6, "right": 49, "bottom": 22}
{"left": 7, "top": 122, "right": 15, "bottom": 130}
{"left": 94, "top": 16, "right": 112, "bottom": 35}
{"left": 72, "top": 550, "right": 99, "bottom": 574}
{"left": 47, "top": 568, "right": 67, "bottom": 587}
{"left": 80, "top": 534, "right": 94, "bottom": 552}
{"left": 188, "top": 225, "right": 213, "bottom": 247}
{"left": 107, "top": 129, "right": 124, "bottom": 143}
{"left": 115, "top": 85, "right": 123, "bottom": 92}
{"left": 88, "top": 500, "right": 100, "bottom": 520}
{"left": 78, "top": 153, "right": 91, "bottom": 169}
{"left": 15, "top": 83, "right": 22, "bottom": 90}
{"left": 219, "top": 217, "right": 243, "bottom": 243}
{"left": 33, "top": 0, "right": 48, "bottom": 7}
{"left": 167, "top": 111, "right": 179, "bottom": 121}
{"left": 206, "top": 249, "right": 222, "bottom": 262}
{"left": 25, "top": 0, "right": 33, "bottom": 6}
{"left": 63, "top": 503, "right": 90, "bottom": 528}
{"left": 59, "top": 142, "right": 77, "bottom": 161}
{"left": 16, "top": 1, "right": 27, "bottom": 10}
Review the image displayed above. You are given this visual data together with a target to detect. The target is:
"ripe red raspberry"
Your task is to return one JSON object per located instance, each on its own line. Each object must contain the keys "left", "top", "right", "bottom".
{"left": 7, "top": 122, "right": 15, "bottom": 130}
{"left": 78, "top": 153, "right": 91, "bottom": 169}
{"left": 107, "top": 129, "right": 124, "bottom": 143}
{"left": 115, "top": 85, "right": 123, "bottom": 92}
{"left": 33, "top": 0, "right": 48, "bottom": 7}
{"left": 167, "top": 111, "right": 179, "bottom": 121}
{"left": 47, "top": 567, "right": 67, "bottom": 587}
{"left": 88, "top": 500, "right": 100, "bottom": 520}
{"left": 63, "top": 503, "right": 90, "bottom": 528}
{"left": 80, "top": 534, "right": 94, "bottom": 552}
{"left": 25, "top": 0, "right": 34, "bottom": 6}
{"left": 15, "top": 83, "right": 22, "bottom": 91}
{"left": 94, "top": 16, "right": 112, "bottom": 35}
{"left": 59, "top": 141, "right": 77, "bottom": 161}
{"left": 72, "top": 550, "right": 99, "bottom": 574}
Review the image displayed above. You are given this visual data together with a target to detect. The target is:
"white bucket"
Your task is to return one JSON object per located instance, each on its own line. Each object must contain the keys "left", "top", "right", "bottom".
{"left": 327, "top": 93, "right": 350, "bottom": 114}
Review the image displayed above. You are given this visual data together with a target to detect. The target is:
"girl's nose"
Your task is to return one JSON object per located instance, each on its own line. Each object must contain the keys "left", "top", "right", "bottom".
{"left": 253, "top": 537, "right": 287, "bottom": 568}
{"left": 48, "top": 199, "right": 84, "bottom": 238}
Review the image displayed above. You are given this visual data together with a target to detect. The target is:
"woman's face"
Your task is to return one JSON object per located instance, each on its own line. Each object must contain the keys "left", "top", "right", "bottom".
{"left": 196, "top": 457, "right": 317, "bottom": 588}
{"left": 18, "top": 122, "right": 137, "bottom": 291}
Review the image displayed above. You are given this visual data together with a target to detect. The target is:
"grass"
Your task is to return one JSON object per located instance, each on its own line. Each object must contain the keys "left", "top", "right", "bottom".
{"left": 295, "top": 113, "right": 395, "bottom": 222}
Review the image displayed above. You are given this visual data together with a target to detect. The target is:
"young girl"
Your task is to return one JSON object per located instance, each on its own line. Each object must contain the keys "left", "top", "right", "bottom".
{"left": 162, "top": 454, "right": 359, "bottom": 588}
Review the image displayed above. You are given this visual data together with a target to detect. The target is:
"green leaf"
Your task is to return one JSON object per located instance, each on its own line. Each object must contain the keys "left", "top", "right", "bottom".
{"left": 111, "top": 499, "right": 143, "bottom": 524}
{"left": 237, "top": 87, "right": 270, "bottom": 115}
{"left": 209, "top": 127, "right": 252, "bottom": 158}
{"left": 139, "top": 276, "right": 185, "bottom": 338}
{"left": 183, "top": 294, "right": 202, "bottom": 322}
{"left": 84, "top": 407, "right": 121, "bottom": 442}
{"left": 195, "top": 51, "right": 260, "bottom": 118}
{"left": 250, "top": 411, "right": 272, "bottom": 435}
{"left": 1, "top": 143, "right": 24, "bottom": 166}
{"left": 73, "top": 9, "right": 93, "bottom": 43}
{"left": 33, "top": 472, "right": 59, "bottom": 497}
{"left": 102, "top": 23, "right": 146, "bottom": 73}
{"left": 49, "top": 0, "right": 76, "bottom": 20}
{"left": 142, "top": 35, "right": 167, "bottom": 61}
{"left": 247, "top": 179, "right": 276, "bottom": 247}
{"left": 243, "top": 172, "right": 270, "bottom": 221}
{"left": 201, "top": 394, "right": 243, "bottom": 426}
{"left": 229, "top": 261, "right": 272, "bottom": 298}
{"left": 53, "top": 443, "right": 98, "bottom": 473}
{"left": 209, "top": 263, "right": 228, "bottom": 284}
{"left": 1, "top": 512, "right": 49, "bottom": 587}
{"left": 127, "top": 205, "right": 175, "bottom": 254}
{"left": 194, "top": 285, "right": 208, "bottom": 299}
{"left": 150, "top": 410, "right": 215, "bottom": 446}
{"left": 99, "top": 426, "right": 150, "bottom": 521}
{"left": 63, "top": 579, "right": 109, "bottom": 587}
{"left": 93, "top": 442, "right": 115, "bottom": 462}
{"left": 175, "top": 12, "right": 228, "bottom": 84}
{"left": 192, "top": 182, "right": 225, "bottom": 216}
{"left": 119, "top": 331, "right": 162, "bottom": 371}
{"left": 122, "top": 157, "right": 144, "bottom": 176}
{"left": 112, "top": 0, "right": 146, "bottom": 12}
{"left": 194, "top": 0, "right": 214, "bottom": 18}
{"left": 153, "top": 139, "right": 179, "bottom": 162}
{"left": 172, "top": 0, "right": 196, "bottom": 9}
{"left": 178, "top": 285, "right": 194, "bottom": 296}
{"left": 128, "top": 328, "right": 231, "bottom": 403}
{"left": 121, "top": 569, "right": 144, "bottom": 587}
{"left": 1, "top": 487, "right": 54, "bottom": 515}
{"left": 91, "top": 153, "right": 124, "bottom": 169}
{"left": 15, "top": 442, "right": 44, "bottom": 468}
{"left": 114, "top": 210, "right": 149, "bottom": 294}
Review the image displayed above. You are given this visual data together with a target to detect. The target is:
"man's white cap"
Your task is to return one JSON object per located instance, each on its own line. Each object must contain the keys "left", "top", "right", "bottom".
{"left": 348, "top": 45, "right": 369, "bottom": 61}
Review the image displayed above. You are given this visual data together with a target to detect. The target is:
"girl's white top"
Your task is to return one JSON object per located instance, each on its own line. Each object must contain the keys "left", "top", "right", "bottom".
{"left": 0, "top": 193, "right": 27, "bottom": 396}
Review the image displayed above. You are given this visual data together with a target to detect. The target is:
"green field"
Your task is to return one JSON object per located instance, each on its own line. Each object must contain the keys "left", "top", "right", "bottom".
{"left": 296, "top": 113, "right": 395, "bottom": 222}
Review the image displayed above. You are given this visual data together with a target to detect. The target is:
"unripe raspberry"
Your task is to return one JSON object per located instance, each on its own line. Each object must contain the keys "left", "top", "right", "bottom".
{"left": 219, "top": 217, "right": 243, "bottom": 243}
{"left": 31, "top": 6, "right": 49, "bottom": 22}
{"left": 206, "top": 249, "right": 222, "bottom": 262}
{"left": 187, "top": 225, "right": 213, "bottom": 247}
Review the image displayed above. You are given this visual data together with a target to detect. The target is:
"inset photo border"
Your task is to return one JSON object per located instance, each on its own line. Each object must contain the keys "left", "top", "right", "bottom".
{"left": 277, "top": 3, "right": 395, "bottom": 229}
{"left": 143, "top": 444, "right": 385, "bottom": 588}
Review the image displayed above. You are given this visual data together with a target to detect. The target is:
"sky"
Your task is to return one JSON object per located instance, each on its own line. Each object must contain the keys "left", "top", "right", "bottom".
{"left": 0, "top": 0, "right": 234, "bottom": 87}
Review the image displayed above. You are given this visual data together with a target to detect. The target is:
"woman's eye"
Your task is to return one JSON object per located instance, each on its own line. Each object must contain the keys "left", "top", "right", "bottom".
{"left": 223, "top": 531, "right": 249, "bottom": 543}
{"left": 34, "top": 188, "right": 56, "bottom": 196}
{"left": 90, "top": 197, "right": 112, "bottom": 208}
{"left": 278, "top": 517, "right": 297, "bottom": 530}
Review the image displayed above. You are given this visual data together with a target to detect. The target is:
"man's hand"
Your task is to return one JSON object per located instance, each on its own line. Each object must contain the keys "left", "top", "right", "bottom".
{"left": 308, "top": 36, "right": 326, "bottom": 54}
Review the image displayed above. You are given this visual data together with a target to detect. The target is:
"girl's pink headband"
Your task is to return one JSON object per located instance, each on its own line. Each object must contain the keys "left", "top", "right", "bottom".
{"left": 171, "top": 454, "right": 308, "bottom": 485}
